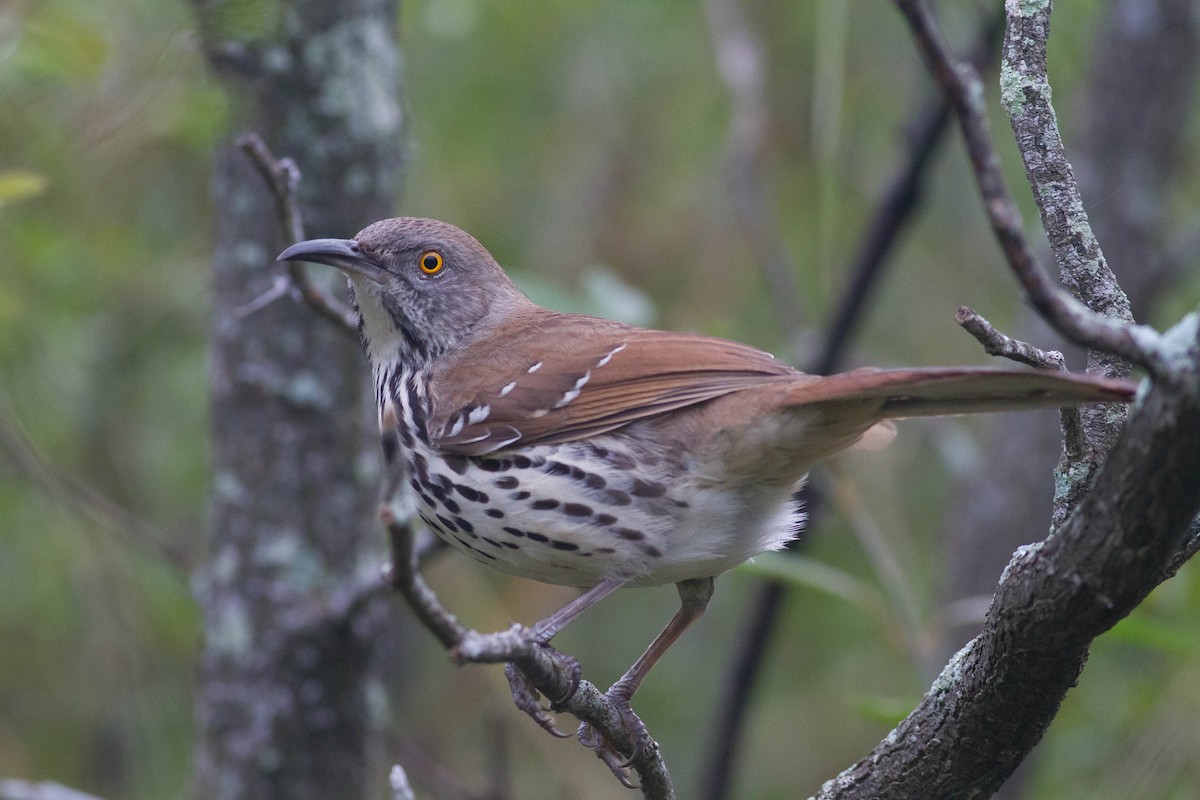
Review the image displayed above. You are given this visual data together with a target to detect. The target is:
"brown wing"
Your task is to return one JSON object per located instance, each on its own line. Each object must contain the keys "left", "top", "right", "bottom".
{"left": 428, "top": 312, "right": 796, "bottom": 455}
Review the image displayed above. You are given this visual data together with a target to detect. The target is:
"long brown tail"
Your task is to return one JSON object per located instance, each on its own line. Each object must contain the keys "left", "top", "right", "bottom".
{"left": 786, "top": 367, "right": 1138, "bottom": 420}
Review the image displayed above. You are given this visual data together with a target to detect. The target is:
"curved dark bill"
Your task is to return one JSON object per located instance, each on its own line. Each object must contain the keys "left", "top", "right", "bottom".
{"left": 277, "top": 238, "right": 386, "bottom": 282}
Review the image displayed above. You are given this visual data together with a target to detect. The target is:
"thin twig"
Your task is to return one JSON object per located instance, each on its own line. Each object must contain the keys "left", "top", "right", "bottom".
{"left": 815, "top": 10, "right": 1005, "bottom": 375}
{"left": 381, "top": 507, "right": 676, "bottom": 798}
{"left": 236, "top": 133, "right": 360, "bottom": 335}
{"left": 389, "top": 765, "right": 417, "bottom": 800}
{"left": 0, "top": 406, "right": 192, "bottom": 570}
{"left": 0, "top": 781, "right": 107, "bottom": 800}
{"left": 893, "top": 0, "right": 1167, "bottom": 378}
{"left": 955, "top": 305, "right": 1085, "bottom": 457}
{"left": 955, "top": 305, "right": 1064, "bottom": 370}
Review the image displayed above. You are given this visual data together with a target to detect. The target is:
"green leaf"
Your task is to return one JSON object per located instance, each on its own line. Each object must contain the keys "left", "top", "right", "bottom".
{"left": 0, "top": 169, "right": 47, "bottom": 208}
{"left": 738, "top": 551, "right": 889, "bottom": 621}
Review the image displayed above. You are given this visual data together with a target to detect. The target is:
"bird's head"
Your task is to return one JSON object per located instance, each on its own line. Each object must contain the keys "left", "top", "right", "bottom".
{"left": 278, "top": 217, "right": 530, "bottom": 368}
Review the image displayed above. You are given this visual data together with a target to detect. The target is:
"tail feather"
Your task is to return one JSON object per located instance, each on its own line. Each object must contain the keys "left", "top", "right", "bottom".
{"left": 788, "top": 367, "right": 1137, "bottom": 420}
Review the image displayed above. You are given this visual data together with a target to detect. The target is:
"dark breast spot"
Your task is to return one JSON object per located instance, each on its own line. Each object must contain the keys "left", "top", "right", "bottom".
{"left": 441, "top": 497, "right": 462, "bottom": 514}
{"left": 494, "top": 475, "right": 520, "bottom": 489}
{"left": 616, "top": 528, "right": 645, "bottom": 541}
{"left": 454, "top": 484, "right": 488, "bottom": 503}
{"left": 502, "top": 526, "right": 527, "bottom": 538}
{"left": 605, "top": 489, "right": 631, "bottom": 506}
{"left": 630, "top": 478, "right": 667, "bottom": 497}
{"left": 412, "top": 452, "right": 430, "bottom": 483}
{"left": 563, "top": 503, "right": 592, "bottom": 517}
{"left": 436, "top": 514, "right": 459, "bottom": 533}
{"left": 484, "top": 508, "right": 505, "bottom": 518}
{"left": 443, "top": 455, "right": 470, "bottom": 474}
{"left": 531, "top": 499, "right": 559, "bottom": 511}
{"left": 594, "top": 513, "right": 617, "bottom": 526}
{"left": 526, "top": 531, "right": 549, "bottom": 543}
{"left": 550, "top": 540, "right": 579, "bottom": 551}
{"left": 453, "top": 517, "right": 474, "bottom": 534}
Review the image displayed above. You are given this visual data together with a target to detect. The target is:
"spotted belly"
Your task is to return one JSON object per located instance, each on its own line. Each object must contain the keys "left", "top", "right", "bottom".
{"left": 401, "top": 434, "right": 802, "bottom": 588}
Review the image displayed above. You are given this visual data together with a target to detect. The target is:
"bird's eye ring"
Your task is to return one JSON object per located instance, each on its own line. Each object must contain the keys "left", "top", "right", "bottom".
{"left": 419, "top": 250, "right": 444, "bottom": 275}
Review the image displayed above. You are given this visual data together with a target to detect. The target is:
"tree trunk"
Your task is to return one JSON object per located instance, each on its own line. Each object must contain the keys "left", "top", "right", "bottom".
{"left": 192, "top": 2, "right": 404, "bottom": 798}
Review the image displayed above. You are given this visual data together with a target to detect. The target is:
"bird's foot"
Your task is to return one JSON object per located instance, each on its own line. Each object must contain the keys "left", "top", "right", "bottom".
{"left": 576, "top": 684, "right": 653, "bottom": 786}
{"left": 502, "top": 645, "right": 580, "bottom": 739}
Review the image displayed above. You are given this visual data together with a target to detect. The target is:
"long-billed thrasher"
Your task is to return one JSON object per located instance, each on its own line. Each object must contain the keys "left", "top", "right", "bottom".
{"left": 279, "top": 216, "right": 1135, "bottom": 767}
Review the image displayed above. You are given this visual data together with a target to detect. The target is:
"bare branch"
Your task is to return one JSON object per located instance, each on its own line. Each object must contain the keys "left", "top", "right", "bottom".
{"left": 0, "top": 780, "right": 107, "bottom": 800}
{"left": 955, "top": 305, "right": 1087, "bottom": 458}
{"left": 893, "top": 0, "right": 1169, "bottom": 378}
{"left": 389, "top": 765, "right": 416, "bottom": 800}
{"left": 236, "top": 133, "right": 360, "bottom": 335}
{"left": 0, "top": 406, "right": 191, "bottom": 570}
{"left": 381, "top": 507, "right": 676, "bottom": 798}
{"left": 807, "top": 5, "right": 1200, "bottom": 797}
{"left": 955, "top": 305, "right": 1064, "bottom": 370}
{"left": 699, "top": 12, "right": 1005, "bottom": 800}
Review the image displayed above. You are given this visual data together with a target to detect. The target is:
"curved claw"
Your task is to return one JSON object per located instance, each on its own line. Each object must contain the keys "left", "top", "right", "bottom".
{"left": 504, "top": 663, "right": 571, "bottom": 738}
{"left": 578, "top": 722, "right": 640, "bottom": 790}
{"left": 545, "top": 645, "right": 582, "bottom": 711}
{"left": 611, "top": 695, "right": 652, "bottom": 768}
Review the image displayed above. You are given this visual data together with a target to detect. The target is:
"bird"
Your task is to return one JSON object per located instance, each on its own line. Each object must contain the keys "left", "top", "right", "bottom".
{"left": 279, "top": 216, "right": 1135, "bottom": 768}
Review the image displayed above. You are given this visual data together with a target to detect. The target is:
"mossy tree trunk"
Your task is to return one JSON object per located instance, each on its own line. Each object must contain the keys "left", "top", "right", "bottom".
{"left": 191, "top": 2, "right": 404, "bottom": 798}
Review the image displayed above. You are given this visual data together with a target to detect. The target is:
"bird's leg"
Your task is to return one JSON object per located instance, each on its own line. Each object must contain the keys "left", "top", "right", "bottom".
{"left": 531, "top": 576, "right": 627, "bottom": 643}
{"left": 506, "top": 576, "right": 627, "bottom": 737}
{"left": 581, "top": 576, "right": 715, "bottom": 774}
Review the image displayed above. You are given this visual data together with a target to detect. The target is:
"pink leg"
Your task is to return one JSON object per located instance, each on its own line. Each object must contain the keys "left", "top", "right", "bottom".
{"left": 583, "top": 577, "right": 715, "bottom": 774}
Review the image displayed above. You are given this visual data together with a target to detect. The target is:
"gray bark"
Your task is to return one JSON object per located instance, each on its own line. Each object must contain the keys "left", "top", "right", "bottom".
{"left": 939, "top": 0, "right": 1200, "bottom": 653}
{"left": 192, "top": 2, "right": 405, "bottom": 798}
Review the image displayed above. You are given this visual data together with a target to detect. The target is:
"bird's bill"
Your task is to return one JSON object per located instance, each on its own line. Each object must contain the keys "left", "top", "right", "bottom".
{"left": 277, "top": 238, "right": 387, "bottom": 283}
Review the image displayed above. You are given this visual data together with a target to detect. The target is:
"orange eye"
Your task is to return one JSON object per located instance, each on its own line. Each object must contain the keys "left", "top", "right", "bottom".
{"left": 419, "top": 250, "right": 444, "bottom": 275}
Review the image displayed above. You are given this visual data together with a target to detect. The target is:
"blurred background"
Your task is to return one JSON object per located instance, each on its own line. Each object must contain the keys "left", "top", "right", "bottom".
{"left": 3, "top": 0, "right": 1200, "bottom": 798}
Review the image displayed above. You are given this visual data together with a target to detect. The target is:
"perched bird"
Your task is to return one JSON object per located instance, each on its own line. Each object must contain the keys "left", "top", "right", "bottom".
{"left": 279, "top": 217, "right": 1134, "bottom": 764}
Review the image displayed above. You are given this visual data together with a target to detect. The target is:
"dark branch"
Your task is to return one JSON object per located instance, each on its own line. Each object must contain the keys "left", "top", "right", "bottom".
{"left": 698, "top": 11, "right": 1005, "bottom": 799}
{"left": 237, "top": 133, "right": 360, "bottom": 336}
{"left": 807, "top": 4, "right": 1200, "bottom": 797}
{"left": 894, "top": 0, "right": 1168, "bottom": 378}
{"left": 381, "top": 507, "right": 676, "bottom": 799}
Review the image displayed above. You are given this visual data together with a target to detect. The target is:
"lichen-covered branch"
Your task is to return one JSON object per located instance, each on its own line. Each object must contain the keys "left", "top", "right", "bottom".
{"left": 894, "top": 0, "right": 1168, "bottom": 379}
{"left": 807, "top": 4, "right": 1200, "bottom": 798}
{"left": 818, "top": 310, "right": 1200, "bottom": 797}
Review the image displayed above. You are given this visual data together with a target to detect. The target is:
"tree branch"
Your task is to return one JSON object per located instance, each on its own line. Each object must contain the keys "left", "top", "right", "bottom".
{"left": 698, "top": 10, "right": 1005, "bottom": 799}
{"left": 894, "top": 0, "right": 1169, "bottom": 379}
{"left": 0, "top": 406, "right": 191, "bottom": 570}
{"left": 237, "top": 133, "right": 360, "bottom": 336}
{"left": 808, "top": 4, "right": 1200, "bottom": 797}
{"left": 381, "top": 507, "right": 676, "bottom": 799}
